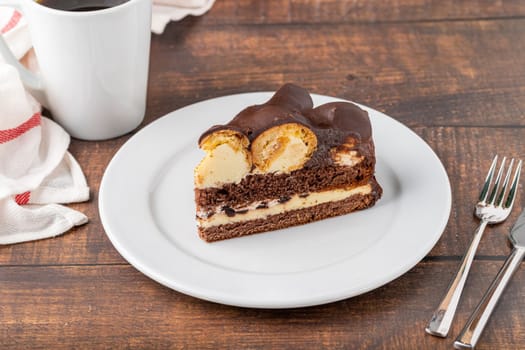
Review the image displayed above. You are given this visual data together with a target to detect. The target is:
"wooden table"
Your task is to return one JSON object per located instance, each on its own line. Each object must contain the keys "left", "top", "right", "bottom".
{"left": 3, "top": 1, "right": 525, "bottom": 348}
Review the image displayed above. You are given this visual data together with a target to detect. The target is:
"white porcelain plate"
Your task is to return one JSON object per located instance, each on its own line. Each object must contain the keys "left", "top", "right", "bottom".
{"left": 99, "top": 92, "right": 451, "bottom": 308}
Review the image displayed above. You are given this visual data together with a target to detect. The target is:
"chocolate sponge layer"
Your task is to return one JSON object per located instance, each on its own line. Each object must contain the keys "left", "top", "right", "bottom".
{"left": 198, "top": 177, "right": 382, "bottom": 242}
{"left": 195, "top": 158, "right": 375, "bottom": 211}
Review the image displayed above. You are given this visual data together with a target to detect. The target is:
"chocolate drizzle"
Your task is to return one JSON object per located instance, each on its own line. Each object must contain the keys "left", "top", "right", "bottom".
{"left": 198, "top": 83, "right": 374, "bottom": 168}
{"left": 278, "top": 195, "right": 291, "bottom": 203}
{"left": 222, "top": 206, "right": 236, "bottom": 217}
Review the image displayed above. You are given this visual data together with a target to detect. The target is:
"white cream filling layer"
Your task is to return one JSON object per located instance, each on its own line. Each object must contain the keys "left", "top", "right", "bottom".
{"left": 198, "top": 184, "right": 372, "bottom": 228}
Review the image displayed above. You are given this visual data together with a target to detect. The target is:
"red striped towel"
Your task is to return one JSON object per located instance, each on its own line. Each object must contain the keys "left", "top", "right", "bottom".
{"left": 0, "top": 9, "right": 89, "bottom": 244}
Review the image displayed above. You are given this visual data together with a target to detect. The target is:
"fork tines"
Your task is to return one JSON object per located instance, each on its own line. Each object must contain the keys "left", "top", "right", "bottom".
{"left": 480, "top": 155, "right": 522, "bottom": 208}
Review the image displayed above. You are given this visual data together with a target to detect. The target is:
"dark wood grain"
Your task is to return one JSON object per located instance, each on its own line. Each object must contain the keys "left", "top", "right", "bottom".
{"left": 148, "top": 19, "right": 525, "bottom": 128}
{"left": 195, "top": 0, "right": 525, "bottom": 25}
{"left": 2, "top": 262, "right": 525, "bottom": 349}
{"left": 2, "top": 0, "right": 525, "bottom": 349}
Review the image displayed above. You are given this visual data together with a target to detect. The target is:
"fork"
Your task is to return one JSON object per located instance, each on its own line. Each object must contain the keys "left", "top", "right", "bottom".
{"left": 425, "top": 156, "right": 522, "bottom": 338}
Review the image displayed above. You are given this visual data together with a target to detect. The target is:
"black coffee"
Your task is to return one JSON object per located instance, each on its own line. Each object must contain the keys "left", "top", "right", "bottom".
{"left": 36, "top": 0, "right": 128, "bottom": 11}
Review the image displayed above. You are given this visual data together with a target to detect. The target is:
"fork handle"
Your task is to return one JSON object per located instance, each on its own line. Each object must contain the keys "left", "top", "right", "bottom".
{"left": 425, "top": 220, "right": 489, "bottom": 337}
{"left": 454, "top": 247, "right": 525, "bottom": 349}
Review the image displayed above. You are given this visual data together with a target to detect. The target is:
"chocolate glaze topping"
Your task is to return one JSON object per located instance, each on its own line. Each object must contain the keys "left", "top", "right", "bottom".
{"left": 304, "top": 102, "right": 371, "bottom": 141}
{"left": 198, "top": 83, "right": 374, "bottom": 167}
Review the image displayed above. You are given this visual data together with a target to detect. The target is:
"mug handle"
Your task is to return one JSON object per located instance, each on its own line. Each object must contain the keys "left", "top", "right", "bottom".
{"left": 0, "top": 1, "right": 48, "bottom": 106}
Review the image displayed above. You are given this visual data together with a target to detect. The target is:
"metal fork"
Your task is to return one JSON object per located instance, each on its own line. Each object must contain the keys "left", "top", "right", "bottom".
{"left": 425, "top": 156, "right": 522, "bottom": 338}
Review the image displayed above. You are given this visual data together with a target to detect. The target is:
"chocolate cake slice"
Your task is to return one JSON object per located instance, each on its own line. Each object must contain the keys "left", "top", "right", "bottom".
{"left": 194, "top": 83, "right": 382, "bottom": 242}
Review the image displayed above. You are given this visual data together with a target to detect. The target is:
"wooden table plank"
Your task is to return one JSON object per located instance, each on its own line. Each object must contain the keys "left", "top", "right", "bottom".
{"left": 148, "top": 19, "right": 525, "bottom": 127}
{"left": 196, "top": 0, "right": 525, "bottom": 25}
{"left": 1, "top": 261, "right": 525, "bottom": 349}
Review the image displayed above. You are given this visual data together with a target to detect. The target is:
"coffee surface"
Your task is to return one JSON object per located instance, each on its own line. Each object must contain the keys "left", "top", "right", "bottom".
{"left": 36, "top": 0, "right": 128, "bottom": 11}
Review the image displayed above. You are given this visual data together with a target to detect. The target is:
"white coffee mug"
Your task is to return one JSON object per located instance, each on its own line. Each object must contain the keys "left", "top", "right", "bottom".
{"left": 0, "top": 0, "right": 151, "bottom": 140}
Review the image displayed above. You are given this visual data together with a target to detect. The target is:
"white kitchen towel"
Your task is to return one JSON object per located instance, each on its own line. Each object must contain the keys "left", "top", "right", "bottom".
{"left": 0, "top": 9, "right": 89, "bottom": 245}
{"left": 152, "top": 0, "right": 216, "bottom": 34}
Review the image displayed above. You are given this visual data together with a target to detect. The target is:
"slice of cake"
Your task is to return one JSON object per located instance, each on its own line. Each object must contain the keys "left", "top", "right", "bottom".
{"left": 194, "top": 83, "right": 382, "bottom": 242}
